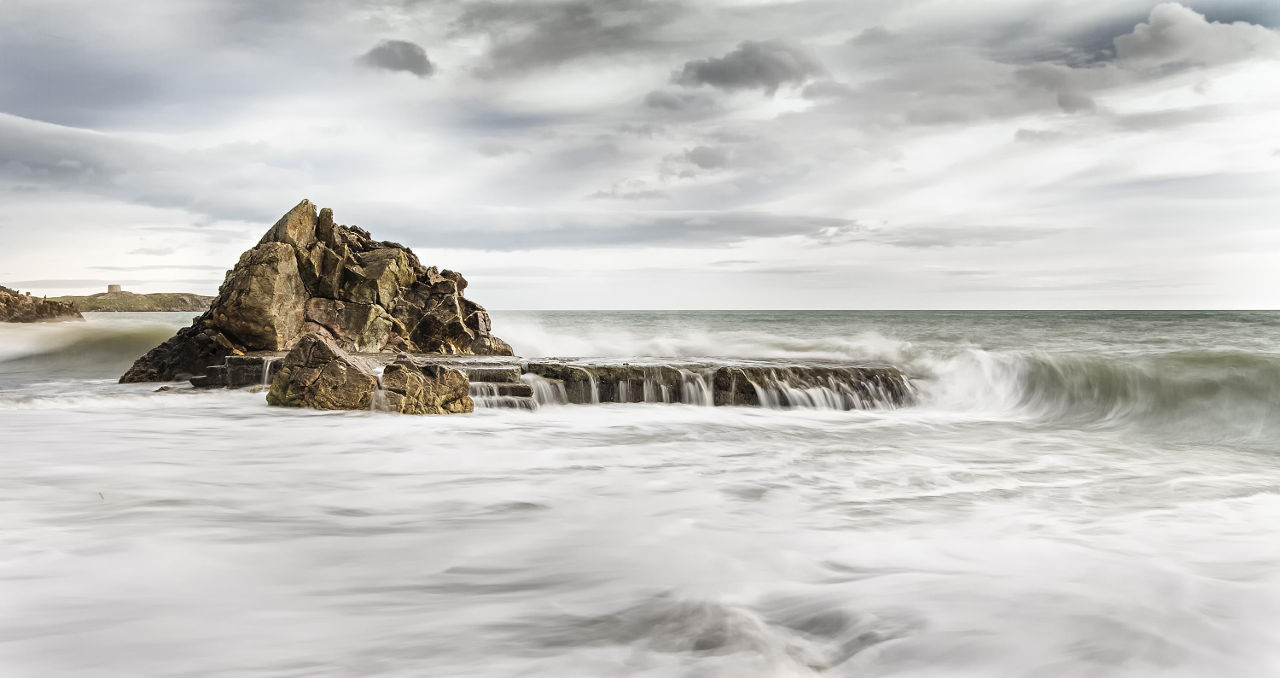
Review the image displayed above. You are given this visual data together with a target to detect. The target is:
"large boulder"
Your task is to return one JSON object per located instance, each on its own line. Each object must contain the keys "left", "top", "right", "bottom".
{"left": 265, "top": 333, "right": 378, "bottom": 411}
{"left": 381, "top": 358, "right": 474, "bottom": 415}
{"left": 265, "top": 335, "right": 475, "bottom": 415}
{"left": 0, "top": 285, "right": 84, "bottom": 322}
{"left": 120, "top": 200, "right": 512, "bottom": 382}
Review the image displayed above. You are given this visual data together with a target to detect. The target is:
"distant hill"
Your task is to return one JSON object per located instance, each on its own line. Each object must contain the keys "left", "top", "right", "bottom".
{"left": 51, "top": 291, "right": 214, "bottom": 313}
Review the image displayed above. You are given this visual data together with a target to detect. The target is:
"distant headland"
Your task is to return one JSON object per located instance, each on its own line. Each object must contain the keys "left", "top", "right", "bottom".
{"left": 50, "top": 286, "right": 214, "bottom": 313}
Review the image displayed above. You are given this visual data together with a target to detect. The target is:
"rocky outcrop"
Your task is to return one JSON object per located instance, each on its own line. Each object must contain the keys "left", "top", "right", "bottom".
{"left": 265, "top": 333, "right": 378, "bottom": 410}
{"left": 381, "top": 357, "right": 474, "bottom": 414}
{"left": 265, "top": 334, "right": 474, "bottom": 414}
{"left": 0, "top": 285, "right": 84, "bottom": 323}
{"left": 120, "top": 200, "right": 511, "bottom": 382}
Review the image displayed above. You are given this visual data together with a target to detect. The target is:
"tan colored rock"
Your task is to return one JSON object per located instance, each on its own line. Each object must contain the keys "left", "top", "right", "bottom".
{"left": 381, "top": 358, "right": 474, "bottom": 414}
{"left": 266, "top": 333, "right": 378, "bottom": 410}
{"left": 303, "top": 298, "right": 392, "bottom": 352}
{"left": 121, "top": 199, "right": 512, "bottom": 383}
{"left": 213, "top": 242, "right": 309, "bottom": 350}
{"left": 258, "top": 199, "right": 319, "bottom": 248}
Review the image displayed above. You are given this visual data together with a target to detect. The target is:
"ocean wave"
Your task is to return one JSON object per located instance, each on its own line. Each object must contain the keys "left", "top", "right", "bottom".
{"left": 922, "top": 349, "right": 1280, "bottom": 437}
{"left": 0, "top": 319, "right": 183, "bottom": 380}
{"left": 6, "top": 315, "right": 1280, "bottom": 438}
{"left": 495, "top": 317, "right": 1280, "bottom": 435}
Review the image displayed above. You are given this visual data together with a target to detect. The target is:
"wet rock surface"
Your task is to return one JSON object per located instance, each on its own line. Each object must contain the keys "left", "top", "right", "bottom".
{"left": 266, "top": 333, "right": 378, "bottom": 411}
{"left": 120, "top": 199, "right": 511, "bottom": 383}
{"left": 0, "top": 285, "right": 83, "bottom": 323}
{"left": 189, "top": 352, "right": 913, "bottom": 412}
{"left": 380, "top": 358, "right": 474, "bottom": 415}
{"left": 522, "top": 360, "right": 913, "bottom": 409}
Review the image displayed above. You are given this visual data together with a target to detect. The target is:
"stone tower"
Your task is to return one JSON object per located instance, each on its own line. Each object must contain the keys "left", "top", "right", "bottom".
{"left": 107, "top": 284, "right": 122, "bottom": 294}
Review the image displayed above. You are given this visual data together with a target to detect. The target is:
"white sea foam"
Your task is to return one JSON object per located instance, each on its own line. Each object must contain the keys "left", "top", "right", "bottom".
{"left": 3, "top": 311, "right": 1280, "bottom": 676}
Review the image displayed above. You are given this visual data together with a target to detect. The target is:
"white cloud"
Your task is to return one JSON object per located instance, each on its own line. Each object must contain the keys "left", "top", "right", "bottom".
{"left": 1115, "top": 3, "right": 1280, "bottom": 68}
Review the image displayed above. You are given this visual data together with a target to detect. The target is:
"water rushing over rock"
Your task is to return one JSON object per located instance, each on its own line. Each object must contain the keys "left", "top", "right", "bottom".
{"left": 187, "top": 352, "right": 914, "bottom": 412}
{"left": 522, "top": 360, "right": 913, "bottom": 410}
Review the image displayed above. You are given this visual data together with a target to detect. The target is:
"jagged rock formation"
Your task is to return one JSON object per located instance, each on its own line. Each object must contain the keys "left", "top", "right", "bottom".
{"left": 381, "top": 357, "right": 474, "bottom": 414}
{"left": 265, "top": 334, "right": 474, "bottom": 414}
{"left": 266, "top": 333, "right": 378, "bottom": 410}
{"left": 0, "top": 285, "right": 84, "bottom": 323}
{"left": 120, "top": 200, "right": 511, "bottom": 382}
{"left": 51, "top": 291, "right": 213, "bottom": 312}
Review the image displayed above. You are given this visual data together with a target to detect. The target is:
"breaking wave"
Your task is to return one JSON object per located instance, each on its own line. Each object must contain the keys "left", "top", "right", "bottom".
{"left": 0, "top": 315, "right": 186, "bottom": 380}
{"left": 495, "top": 317, "right": 1280, "bottom": 436}
{"left": 924, "top": 349, "right": 1280, "bottom": 437}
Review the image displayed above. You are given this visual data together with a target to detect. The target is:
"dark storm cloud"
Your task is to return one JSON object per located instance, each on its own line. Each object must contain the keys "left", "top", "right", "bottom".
{"left": 453, "top": 0, "right": 685, "bottom": 76}
{"left": 358, "top": 40, "right": 435, "bottom": 77}
{"left": 674, "top": 40, "right": 824, "bottom": 93}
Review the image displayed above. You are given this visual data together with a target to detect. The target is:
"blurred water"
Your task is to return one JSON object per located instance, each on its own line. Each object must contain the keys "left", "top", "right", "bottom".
{"left": 1, "top": 311, "right": 1279, "bottom": 677}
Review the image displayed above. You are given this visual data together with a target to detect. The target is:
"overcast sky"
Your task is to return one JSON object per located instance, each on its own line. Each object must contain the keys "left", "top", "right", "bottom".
{"left": 1, "top": 0, "right": 1277, "bottom": 309}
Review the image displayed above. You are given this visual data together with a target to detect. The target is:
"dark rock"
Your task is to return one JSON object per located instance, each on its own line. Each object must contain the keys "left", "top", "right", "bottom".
{"left": 265, "top": 333, "right": 378, "bottom": 411}
{"left": 0, "top": 285, "right": 84, "bottom": 323}
{"left": 120, "top": 200, "right": 511, "bottom": 383}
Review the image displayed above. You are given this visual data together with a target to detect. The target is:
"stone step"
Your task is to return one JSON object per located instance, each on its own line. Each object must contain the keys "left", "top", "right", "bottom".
{"left": 191, "top": 355, "right": 284, "bottom": 388}
{"left": 469, "top": 382, "right": 534, "bottom": 398}
{"left": 185, "top": 352, "right": 914, "bottom": 411}
{"left": 455, "top": 366, "right": 523, "bottom": 383}
{"left": 522, "top": 360, "right": 913, "bottom": 409}
{"left": 473, "top": 395, "right": 537, "bottom": 410}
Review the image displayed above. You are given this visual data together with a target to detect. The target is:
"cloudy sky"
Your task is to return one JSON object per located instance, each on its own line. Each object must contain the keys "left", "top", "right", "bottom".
{"left": 1, "top": 0, "right": 1277, "bottom": 309}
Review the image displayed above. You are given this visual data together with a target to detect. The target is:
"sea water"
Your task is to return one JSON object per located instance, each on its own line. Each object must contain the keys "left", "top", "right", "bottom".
{"left": 1, "top": 310, "right": 1279, "bottom": 677}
